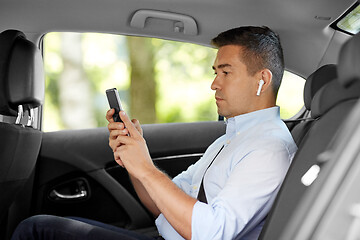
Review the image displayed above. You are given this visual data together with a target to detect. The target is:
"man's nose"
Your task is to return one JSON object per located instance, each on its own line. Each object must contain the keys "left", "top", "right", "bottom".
{"left": 211, "top": 76, "right": 220, "bottom": 91}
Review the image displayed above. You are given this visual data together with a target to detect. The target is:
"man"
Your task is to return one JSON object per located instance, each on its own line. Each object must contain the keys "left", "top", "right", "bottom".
{"left": 11, "top": 26, "right": 296, "bottom": 240}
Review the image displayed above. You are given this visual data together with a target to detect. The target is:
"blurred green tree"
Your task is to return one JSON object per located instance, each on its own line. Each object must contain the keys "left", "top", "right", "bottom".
{"left": 59, "top": 33, "right": 96, "bottom": 129}
{"left": 127, "top": 37, "right": 157, "bottom": 124}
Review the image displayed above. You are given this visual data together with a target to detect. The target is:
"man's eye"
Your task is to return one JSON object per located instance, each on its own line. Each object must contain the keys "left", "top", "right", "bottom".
{"left": 223, "top": 71, "right": 228, "bottom": 75}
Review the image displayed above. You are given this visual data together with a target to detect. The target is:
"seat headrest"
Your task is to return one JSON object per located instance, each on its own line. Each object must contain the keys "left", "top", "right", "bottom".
{"left": 0, "top": 30, "right": 44, "bottom": 117}
{"left": 338, "top": 32, "right": 360, "bottom": 87}
{"left": 311, "top": 80, "right": 360, "bottom": 118}
{"left": 304, "top": 64, "right": 337, "bottom": 110}
{"left": 311, "top": 32, "right": 360, "bottom": 118}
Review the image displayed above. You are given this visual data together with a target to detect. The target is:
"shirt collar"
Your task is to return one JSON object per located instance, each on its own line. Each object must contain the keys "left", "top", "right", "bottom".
{"left": 225, "top": 106, "right": 280, "bottom": 141}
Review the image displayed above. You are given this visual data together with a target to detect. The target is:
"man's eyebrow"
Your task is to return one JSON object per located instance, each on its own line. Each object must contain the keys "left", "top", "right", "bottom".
{"left": 212, "top": 63, "right": 232, "bottom": 70}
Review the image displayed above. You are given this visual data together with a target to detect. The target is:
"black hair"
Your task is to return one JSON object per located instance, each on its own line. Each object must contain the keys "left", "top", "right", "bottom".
{"left": 211, "top": 26, "right": 284, "bottom": 97}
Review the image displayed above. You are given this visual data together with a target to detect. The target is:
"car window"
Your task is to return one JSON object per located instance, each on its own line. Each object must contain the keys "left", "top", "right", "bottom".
{"left": 331, "top": 2, "right": 360, "bottom": 35}
{"left": 43, "top": 32, "right": 305, "bottom": 131}
{"left": 276, "top": 71, "right": 305, "bottom": 119}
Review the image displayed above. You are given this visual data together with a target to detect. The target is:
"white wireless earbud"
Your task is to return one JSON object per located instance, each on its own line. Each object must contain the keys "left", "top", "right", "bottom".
{"left": 256, "top": 80, "right": 265, "bottom": 96}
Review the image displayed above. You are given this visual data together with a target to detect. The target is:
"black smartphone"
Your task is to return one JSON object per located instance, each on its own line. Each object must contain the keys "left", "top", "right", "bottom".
{"left": 106, "top": 88, "right": 124, "bottom": 122}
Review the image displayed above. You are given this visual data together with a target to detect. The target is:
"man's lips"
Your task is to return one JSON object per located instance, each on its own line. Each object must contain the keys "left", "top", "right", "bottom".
{"left": 215, "top": 96, "right": 224, "bottom": 101}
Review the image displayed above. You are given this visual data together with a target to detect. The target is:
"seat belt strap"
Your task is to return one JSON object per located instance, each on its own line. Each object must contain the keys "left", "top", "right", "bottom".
{"left": 197, "top": 145, "right": 224, "bottom": 203}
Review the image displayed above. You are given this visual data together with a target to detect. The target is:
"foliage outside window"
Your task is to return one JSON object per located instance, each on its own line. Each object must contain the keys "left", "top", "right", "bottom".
{"left": 277, "top": 71, "right": 304, "bottom": 119}
{"left": 43, "top": 33, "right": 304, "bottom": 132}
{"left": 336, "top": 3, "right": 360, "bottom": 35}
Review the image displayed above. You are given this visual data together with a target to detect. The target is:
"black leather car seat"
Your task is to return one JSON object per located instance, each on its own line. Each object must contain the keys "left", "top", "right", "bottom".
{"left": 279, "top": 31, "right": 360, "bottom": 240}
{"left": 291, "top": 64, "right": 337, "bottom": 147}
{"left": 0, "top": 30, "right": 44, "bottom": 237}
{"left": 259, "top": 34, "right": 360, "bottom": 240}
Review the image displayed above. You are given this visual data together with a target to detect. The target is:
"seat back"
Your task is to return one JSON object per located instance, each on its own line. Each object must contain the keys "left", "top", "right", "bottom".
{"left": 0, "top": 30, "right": 44, "bottom": 225}
{"left": 259, "top": 35, "right": 360, "bottom": 239}
{"left": 279, "top": 32, "right": 360, "bottom": 240}
{"left": 291, "top": 64, "right": 337, "bottom": 146}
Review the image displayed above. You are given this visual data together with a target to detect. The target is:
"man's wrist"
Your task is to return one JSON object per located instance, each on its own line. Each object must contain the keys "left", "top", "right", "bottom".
{"left": 138, "top": 164, "right": 162, "bottom": 182}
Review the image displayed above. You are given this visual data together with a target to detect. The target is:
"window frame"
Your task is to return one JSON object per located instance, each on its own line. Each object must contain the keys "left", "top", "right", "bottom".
{"left": 39, "top": 32, "right": 306, "bottom": 131}
{"left": 330, "top": 2, "right": 360, "bottom": 35}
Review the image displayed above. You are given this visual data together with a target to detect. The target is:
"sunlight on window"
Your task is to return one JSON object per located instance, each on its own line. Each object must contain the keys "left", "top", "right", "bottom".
{"left": 277, "top": 71, "right": 305, "bottom": 119}
{"left": 337, "top": 4, "right": 360, "bottom": 35}
{"left": 43, "top": 33, "right": 217, "bottom": 131}
{"left": 43, "top": 32, "right": 305, "bottom": 131}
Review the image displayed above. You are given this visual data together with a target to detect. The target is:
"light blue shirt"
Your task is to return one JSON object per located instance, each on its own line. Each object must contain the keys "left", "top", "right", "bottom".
{"left": 155, "top": 107, "right": 297, "bottom": 240}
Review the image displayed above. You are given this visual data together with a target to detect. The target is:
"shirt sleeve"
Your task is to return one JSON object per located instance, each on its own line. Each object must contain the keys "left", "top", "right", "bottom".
{"left": 154, "top": 158, "right": 204, "bottom": 240}
{"left": 155, "top": 139, "right": 227, "bottom": 240}
{"left": 191, "top": 144, "right": 292, "bottom": 240}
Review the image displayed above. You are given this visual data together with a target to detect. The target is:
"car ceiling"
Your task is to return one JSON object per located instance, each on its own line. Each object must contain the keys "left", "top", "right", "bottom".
{"left": 0, "top": 0, "right": 356, "bottom": 78}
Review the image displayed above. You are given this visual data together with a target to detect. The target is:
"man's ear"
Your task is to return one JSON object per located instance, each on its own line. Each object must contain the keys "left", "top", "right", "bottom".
{"left": 258, "top": 69, "right": 273, "bottom": 95}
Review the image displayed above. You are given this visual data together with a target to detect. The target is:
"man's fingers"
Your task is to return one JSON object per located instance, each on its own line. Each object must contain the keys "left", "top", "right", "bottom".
{"left": 109, "top": 135, "right": 119, "bottom": 149}
{"left": 114, "top": 152, "right": 125, "bottom": 168}
{"left": 119, "top": 111, "right": 141, "bottom": 138}
{"left": 132, "top": 119, "right": 143, "bottom": 136}
{"left": 110, "top": 129, "right": 128, "bottom": 139}
{"left": 116, "top": 134, "right": 135, "bottom": 147}
{"left": 108, "top": 122, "right": 125, "bottom": 132}
{"left": 106, "top": 109, "right": 115, "bottom": 123}
{"left": 109, "top": 129, "right": 129, "bottom": 150}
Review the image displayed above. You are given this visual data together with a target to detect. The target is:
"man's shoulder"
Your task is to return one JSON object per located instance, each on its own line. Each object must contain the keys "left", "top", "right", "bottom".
{"left": 232, "top": 122, "right": 297, "bottom": 156}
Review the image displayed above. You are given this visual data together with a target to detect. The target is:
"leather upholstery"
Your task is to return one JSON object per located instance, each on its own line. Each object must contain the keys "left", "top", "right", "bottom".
{"left": 311, "top": 80, "right": 360, "bottom": 118}
{"left": 0, "top": 29, "right": 43, "bottom": 226}
{"left": 290, "top": 64, "right": 337, "bottom": 147}
{"left": 258, "top": 32, "right": 360, "bottom": 240}
{"left": 338, "top": 32, "right": 360, "bottom": 87}
{"left": 0, "top": 30, "right": 44, "bottom": 117}
{"left": 304, "top": 64, "right": 337, "bottom": 110}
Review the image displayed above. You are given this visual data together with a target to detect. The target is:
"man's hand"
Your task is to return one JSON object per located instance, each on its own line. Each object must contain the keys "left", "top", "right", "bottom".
{"left": 106, "top": 109, "right": 162, "bottom": 218}
{"left": 113, "top": 111, "right": 155, "bottom": 179}
{"left": 107, "top": 110, "right": 195, "bottom": 239}
{"left": 106, "top": 109, "right": 143, "bottom": 168}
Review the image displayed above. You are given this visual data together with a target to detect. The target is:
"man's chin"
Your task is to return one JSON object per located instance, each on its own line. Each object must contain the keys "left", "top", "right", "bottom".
{"left": 217, "top": 110, "right": 227, "bottom": 119}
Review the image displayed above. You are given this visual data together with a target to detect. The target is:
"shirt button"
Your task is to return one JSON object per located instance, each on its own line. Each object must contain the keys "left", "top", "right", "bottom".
{"left": 227, "top": 140, "right": 231, "bottom": 144}
{"left": 193, "top": 186, "right": 197, "bottom": 190}
{"left": 236, "top": 132, "right": 240, "bottom": 135}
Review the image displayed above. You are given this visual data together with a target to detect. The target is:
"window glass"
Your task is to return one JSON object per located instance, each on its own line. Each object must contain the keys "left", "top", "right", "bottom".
{"left": 336, "top": 3, "right": 360, "bottom": 35}
{"left": 43, "top": 32, "right": 304, "bottom": 131}
{"left": 276, "top": 71, "right": 305, "bottom": 119}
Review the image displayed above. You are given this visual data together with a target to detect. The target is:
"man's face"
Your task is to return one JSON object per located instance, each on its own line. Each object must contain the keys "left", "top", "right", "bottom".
{"left": 211, "top": 45, "right": 260, "bottom": 119}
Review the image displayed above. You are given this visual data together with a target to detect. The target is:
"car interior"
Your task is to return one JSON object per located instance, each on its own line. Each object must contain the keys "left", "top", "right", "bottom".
{"left": 0, "top": 0, "right": 360, "bottom": 239}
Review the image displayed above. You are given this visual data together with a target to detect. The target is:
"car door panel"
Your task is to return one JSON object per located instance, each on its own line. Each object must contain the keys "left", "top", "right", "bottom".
{"left": 33, "top": 121, "right": 225, "bottom": 230}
